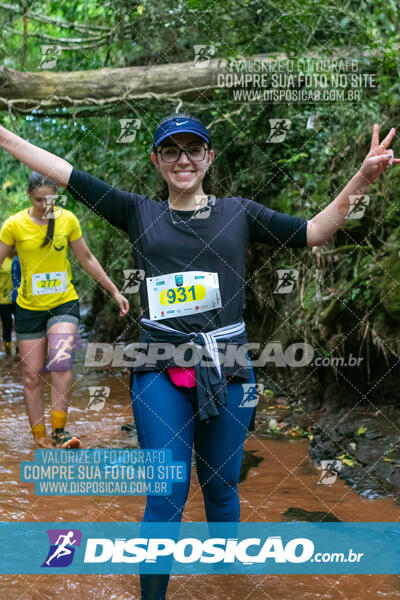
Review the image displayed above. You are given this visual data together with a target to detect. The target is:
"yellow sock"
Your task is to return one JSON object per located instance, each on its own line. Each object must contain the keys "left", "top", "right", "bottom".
{"left": 31, "top": 423, "right": 46, "bottom": 440}
{"left": 51, "top": 410, "right": 67, "bottom": 432}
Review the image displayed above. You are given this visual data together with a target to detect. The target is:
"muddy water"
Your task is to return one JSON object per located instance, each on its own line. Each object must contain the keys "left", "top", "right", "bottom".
{"left": 1, "top": 356, "right": 400, "bottom": 599}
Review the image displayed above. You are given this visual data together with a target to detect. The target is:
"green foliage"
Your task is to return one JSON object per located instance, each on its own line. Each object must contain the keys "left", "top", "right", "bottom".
{"left": 337, "top": 453, "right": 355, "bottom": 467}
{"left": 379, "top": 252, "right": 400, "bottom": 323}
{"left": 0, "top": 0, "right": 400, "bottom": 348}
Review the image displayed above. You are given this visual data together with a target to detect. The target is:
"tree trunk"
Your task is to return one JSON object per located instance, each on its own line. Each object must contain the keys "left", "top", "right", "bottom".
{"left": 0, "top": 53, "right": 302, "bottom": 112}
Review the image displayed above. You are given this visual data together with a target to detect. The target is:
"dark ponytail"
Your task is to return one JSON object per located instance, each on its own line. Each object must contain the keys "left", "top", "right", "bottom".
{"left": 27, "top": 172, "right": 58, "bottom": 247}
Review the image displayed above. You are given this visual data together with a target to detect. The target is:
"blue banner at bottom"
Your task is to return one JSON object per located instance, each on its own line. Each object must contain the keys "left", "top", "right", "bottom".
{"left": 0, "top": 522, "right": 399, "bottom": 574}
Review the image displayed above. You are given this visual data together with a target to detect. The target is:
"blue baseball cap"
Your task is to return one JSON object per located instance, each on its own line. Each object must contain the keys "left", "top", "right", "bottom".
{"left": 153, "top": 115, "right": 211, "bottom": 149}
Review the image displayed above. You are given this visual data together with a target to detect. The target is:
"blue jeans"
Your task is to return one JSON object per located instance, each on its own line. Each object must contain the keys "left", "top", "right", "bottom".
{"left": 131, "top": 369, "right": 256, "bottom": 598}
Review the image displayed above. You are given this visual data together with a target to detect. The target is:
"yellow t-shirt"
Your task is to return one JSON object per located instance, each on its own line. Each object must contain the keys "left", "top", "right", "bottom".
{"left": 0, "top": 208, "right": 82, "bottom": 310}
{"left": 0, "top": 256, "right": 13, "bottom": 304}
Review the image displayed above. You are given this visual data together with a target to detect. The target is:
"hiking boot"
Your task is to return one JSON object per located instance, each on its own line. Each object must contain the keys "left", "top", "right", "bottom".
{"left": 51, "top": 428, "right": 81, "bottom": 449}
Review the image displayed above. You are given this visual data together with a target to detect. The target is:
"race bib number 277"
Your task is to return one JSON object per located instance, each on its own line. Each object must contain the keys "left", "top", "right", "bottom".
{"left": 32, "top": 271, "right": 68, "bottom": 295}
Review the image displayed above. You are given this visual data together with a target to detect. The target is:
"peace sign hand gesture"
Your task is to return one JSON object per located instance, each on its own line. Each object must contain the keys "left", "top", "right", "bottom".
{"left": 359, "top": 124, "right": 400, "bottom": 184}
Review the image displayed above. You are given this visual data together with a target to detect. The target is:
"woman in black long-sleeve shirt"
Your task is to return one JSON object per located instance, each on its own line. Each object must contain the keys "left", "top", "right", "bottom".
{"left": 0, "top": 115, "right": 397, "bottom": 599}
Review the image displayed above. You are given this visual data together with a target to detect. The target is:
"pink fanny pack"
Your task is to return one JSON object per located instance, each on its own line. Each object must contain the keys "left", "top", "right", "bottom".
{"left": 167, "top": 367, "right": 196, "bottom": 387}
{"left": 167, "top": 367, "right": 232, "bottom": 387}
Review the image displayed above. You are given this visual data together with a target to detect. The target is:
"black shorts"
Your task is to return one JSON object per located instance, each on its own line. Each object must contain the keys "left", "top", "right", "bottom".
{"left": 15, "top": 300, "right": 80, "bottom": 340}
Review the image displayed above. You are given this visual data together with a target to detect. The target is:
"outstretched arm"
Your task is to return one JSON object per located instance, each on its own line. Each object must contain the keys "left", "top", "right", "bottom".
{"left": 307, "top": 125, "right": 400, "bottom": 247}
{"left": 0, "top": 125, "right": 72, "bottom": 188}
{"left": 69, "top": 236, "right": 130, "bottom": 318}
{"left": 0, "top": 125, "right": 135, "bottom": 233}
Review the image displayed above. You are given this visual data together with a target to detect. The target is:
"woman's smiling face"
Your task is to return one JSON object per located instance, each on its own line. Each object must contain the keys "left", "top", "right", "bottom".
{"left": 151, "top": 132, "right": 214, "bottom": 195}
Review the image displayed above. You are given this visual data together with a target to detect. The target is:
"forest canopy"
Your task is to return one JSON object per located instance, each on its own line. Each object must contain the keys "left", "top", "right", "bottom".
{"left": 1, "top": 0, "right": 400, "bottom": 394}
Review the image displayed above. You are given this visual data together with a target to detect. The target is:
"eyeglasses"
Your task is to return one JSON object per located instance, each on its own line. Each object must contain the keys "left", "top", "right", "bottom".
{"left": 158, "top": 143, "right": 208, "bottom": 163}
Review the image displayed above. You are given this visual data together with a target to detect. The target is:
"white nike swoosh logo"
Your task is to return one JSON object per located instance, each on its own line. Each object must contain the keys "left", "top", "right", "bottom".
{"left": 175, "top": 121, "right": 188, "bottom": 126}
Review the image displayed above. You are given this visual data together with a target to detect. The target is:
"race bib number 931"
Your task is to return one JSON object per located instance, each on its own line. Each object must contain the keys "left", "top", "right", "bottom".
{"left": 146, "top": 271, "right": 221, "bottom": 320}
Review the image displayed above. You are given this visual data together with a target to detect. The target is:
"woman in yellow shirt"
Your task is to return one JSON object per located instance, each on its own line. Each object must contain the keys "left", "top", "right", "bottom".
{"left": 0, "top": 172, "right": 129, "bottom": 448}
{"left": 0, "top": 254, "right": 14, "bottom": 355}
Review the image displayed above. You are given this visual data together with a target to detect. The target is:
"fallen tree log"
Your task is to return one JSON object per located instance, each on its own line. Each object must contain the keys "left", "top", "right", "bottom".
{"left": 0, "top": 52, "right": 371, "bottom": 113}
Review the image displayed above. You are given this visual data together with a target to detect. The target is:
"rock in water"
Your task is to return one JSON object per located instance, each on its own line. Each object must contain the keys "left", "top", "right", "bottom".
{"left": 282, "top": 507, "right": 341, "bottom": 522}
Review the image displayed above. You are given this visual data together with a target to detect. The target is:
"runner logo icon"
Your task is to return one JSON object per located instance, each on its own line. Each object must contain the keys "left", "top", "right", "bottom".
{"left": 116, "top": 119, "right": 141, "bottom": 143}
{"left": 317, "top": 460, "right": 342, "bottom": 485}
{"left": 274, "top": 269, "right": 299, "bottom": 294}
{"left": 87, "top": 386, "right": 110, "bottom": 411}
{"left": 239, "top": 383, "right": 264, "bottom": 407}
{"left": 38, "top": 45, "right": 62, "bottom": 69}
{"left": 266, "top": 119, "right": 291, "bottom": 143}
{"left": 192, "top": 45, "right": 216, "bottom": 68}
{"left": 41, "top": 529, "right": 82, "bottom": 568}
{"left": 121, "top": 269, "right": 145, "bottom": 294}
